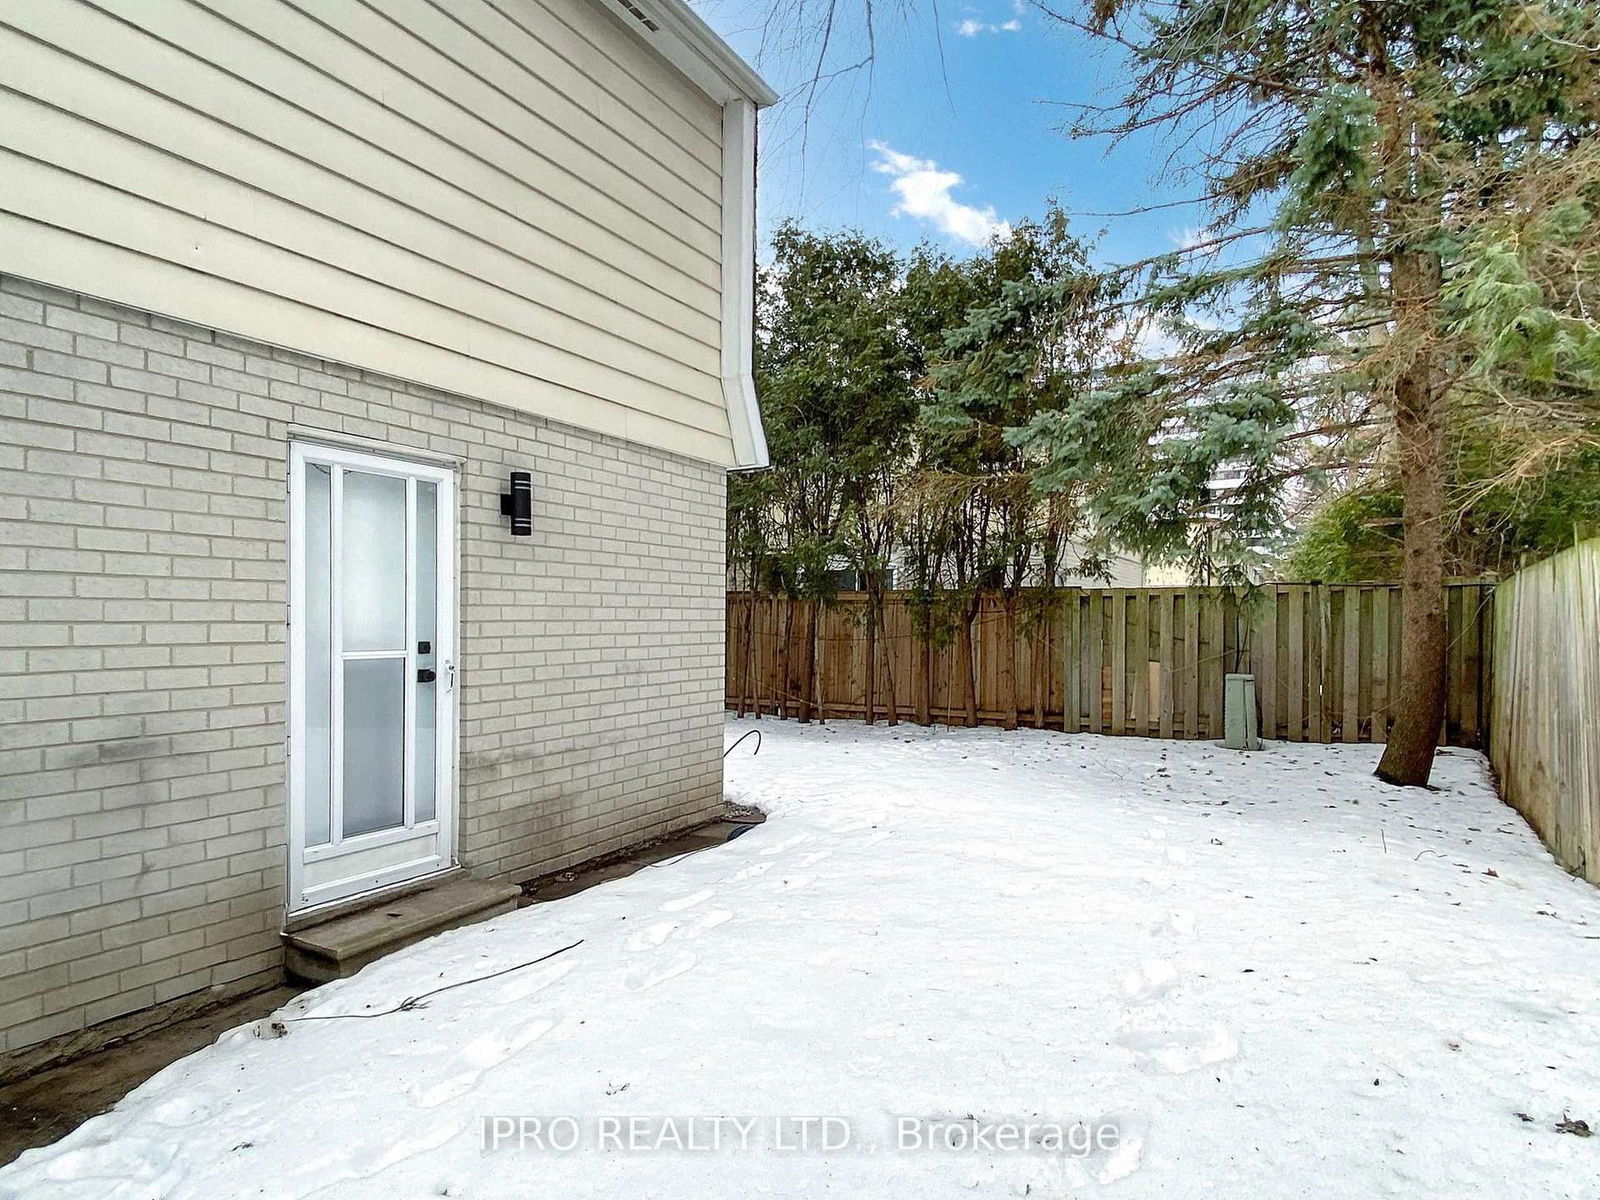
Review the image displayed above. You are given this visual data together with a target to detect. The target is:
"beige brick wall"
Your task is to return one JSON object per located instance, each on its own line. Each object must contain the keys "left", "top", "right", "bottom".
{"left": 0, "top": 274, "right": 727, "bottom": 1060}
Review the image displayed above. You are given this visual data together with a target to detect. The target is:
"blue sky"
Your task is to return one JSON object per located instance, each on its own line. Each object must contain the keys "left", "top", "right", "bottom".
{"left": 691, "top": 0, "right": 1205, "bottom": 265}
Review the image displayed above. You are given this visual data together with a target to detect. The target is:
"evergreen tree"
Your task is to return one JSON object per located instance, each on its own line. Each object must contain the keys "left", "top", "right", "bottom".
{"left": 1285, "top": 443, "right": 1600, "bottom": 581}
{"left": 915, "top": 208, "right": 1121, "bottom": 724}
{"left": 997, "top": 0, "right": 1600, "bottom": 784}
{"left": 728, "top": 222, "right": 914, "bottom": 719}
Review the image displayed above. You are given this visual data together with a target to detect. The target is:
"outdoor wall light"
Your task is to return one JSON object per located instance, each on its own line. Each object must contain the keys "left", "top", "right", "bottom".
{"left": 500, "top": 470, "right": 532, "bottom": 536}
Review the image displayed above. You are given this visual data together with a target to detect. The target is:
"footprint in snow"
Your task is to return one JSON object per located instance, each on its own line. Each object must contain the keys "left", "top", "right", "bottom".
{"left": 1097, "top": 1112, "right": 1149, "bottom": 1184}
{"left": 798, "top": 849, "right": 832, "bottom": 866}
{"left": 627, "top": 909, "right": 733, "bottom": 951}
{"left": 411, "top": 1018, "right": 556, "bottom": 1109}
{"left": 624, "top": 953, "right": 697, "bottom": 991}
{"left": 760, "top": 833, "right": 812, "bottom": 856}
{"left": 13, "top": 1137, "right": 185, "bottom": 1195}
{"left": 727, "top": 862, "right": 772, "bottom": 881}
{"left": 147, "top": 1096, "right": 215, "bottom": 1128}
{"left": 1120, "top": 959, "right": 1181, "bottom": 1004}
{"left": 660, "top": 888, "right": 715, "bottom": 913}
{"left": 1117, "top": 1025, "right": 1239, "bottom": 1074}
{"left": 774, "top": 874, "right": 813, "bottom": 892}
{"left": 832, "top": 813, "right": 888, "bottom": 833}
{"left": 492, "top": 958, "right": 576, "bottom": 1003}
{"left": 626, "top": 921, "right": 680, "bottom": 952}
{"left": 1150, "top": 909, "right": 1196, "bottom": 939}
{"left": 683, "top": 908, "right": 734, "bottom": 937}
{"left": 359, "top": 1120, "right": 466, "bottom": 1176}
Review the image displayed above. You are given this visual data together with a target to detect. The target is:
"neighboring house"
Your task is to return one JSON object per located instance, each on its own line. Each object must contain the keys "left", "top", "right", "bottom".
{"left": 0, "top": 0, "right": 775, "bottom": 1067}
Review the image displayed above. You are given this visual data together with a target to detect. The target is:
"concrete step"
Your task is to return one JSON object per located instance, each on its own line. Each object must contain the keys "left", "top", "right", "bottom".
{"left": 283, "top": 878, "right": 521, "bottom": 984}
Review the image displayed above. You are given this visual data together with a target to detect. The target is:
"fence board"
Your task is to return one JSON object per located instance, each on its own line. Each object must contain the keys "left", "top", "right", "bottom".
{"left": 1371, "top": 587, "right": 1390, "bottom": 742}
{"left": 1129, "top": 592, "right": 1148, "bottom": 735}
{"left": 1307, "top": 585, "right": 1326, "bottom": 742}
{"left": 1257, "top": 588, "right": 1278, "bottom": 741}
{"left": 1158, "top": 592, "right": 1175, "bottom": 739}
{"left": 729, "top": 582, "right": 1493, "bottom": 749}
{"left": 1063, "top": 590, "right": 1081, "bottom": 734}
{"left": 1342, "top": 588, "right": 1361, "bottom": 743}
{"left": 1491, "top": 541, "right": 1599, "bottom": 884}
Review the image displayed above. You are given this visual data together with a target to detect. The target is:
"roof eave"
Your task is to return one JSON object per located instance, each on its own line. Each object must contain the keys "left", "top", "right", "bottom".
{"left": 594, "top": 0, "right": 780, "bottom": 108}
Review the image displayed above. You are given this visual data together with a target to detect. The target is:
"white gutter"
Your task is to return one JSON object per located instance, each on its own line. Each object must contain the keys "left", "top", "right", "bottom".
{"left": 592, "top": 0, "right": 775, "bottom": 469}
{"left": 634, "top": 0, "right": 780, "bottom": 106}
{"left": 719, "top": 97, "right": 767, "bottom": 469}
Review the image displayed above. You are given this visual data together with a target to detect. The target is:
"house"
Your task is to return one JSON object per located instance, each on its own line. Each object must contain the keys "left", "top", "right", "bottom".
{"left": 0, "top": 0, "right": 775, "bottom": 1070}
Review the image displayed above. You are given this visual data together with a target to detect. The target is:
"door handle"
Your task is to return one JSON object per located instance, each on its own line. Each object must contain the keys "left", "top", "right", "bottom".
{"left": 416, "top": 668, "right": 436, "bottom": 684}
{"left": 445, "top": 661, "right": 456, "bottom": 694}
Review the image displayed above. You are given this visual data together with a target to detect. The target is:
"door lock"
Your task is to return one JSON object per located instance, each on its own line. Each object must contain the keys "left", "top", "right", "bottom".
{"left": 416, "top": 668, "right": 437, "bottom": 683}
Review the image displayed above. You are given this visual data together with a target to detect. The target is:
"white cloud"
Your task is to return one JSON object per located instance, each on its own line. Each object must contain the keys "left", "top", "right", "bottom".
{"left": 956, "top": 1, "right": 1024, "bottom": 35}
{"left": 1108, "top": 316, "right": 1182, "bottom": 362}
{"left": 868, "top": 141, "right": 1011, "bottom": 248}
{"left": 1172, "top": 226, "right": 1220, "bottom": 254}
{"left": 956, "top": 16, "right": 1020, "bottom": 35}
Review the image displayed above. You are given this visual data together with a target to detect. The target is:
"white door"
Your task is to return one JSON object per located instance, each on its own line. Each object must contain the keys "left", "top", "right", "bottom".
{"left": 287, "top": 442, "right": 457, "bottom": 913}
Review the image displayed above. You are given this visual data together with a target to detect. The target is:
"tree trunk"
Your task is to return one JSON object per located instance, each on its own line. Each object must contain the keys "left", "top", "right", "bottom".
{"left": 797, "top": 599, "right": 817, "bottom": 723}
{"left": 915, "top": 630, "right": 932, "bottom": 727}
{"left": 864, "top": 598, "right": 878, "bottom": 726}
{"left": 882, "top": 617, "right": 900, "bottom": 727}
{"left": 1033, "top": 616, "right": 1047, "bottom": 730}
{"left": 1376, "top": 250, "right": 1447, "bottom": 787}
{"left": 777, "top": 600, "right": 794, "bottom": 721}
{"left": 961, "top": 598, "right": 980, "bottom": 727}
{"left": 737, "top": 592, "right": 753, "bottom": 719}
{"left": 999, "top": 596, "right": 1019, "bottom": 731}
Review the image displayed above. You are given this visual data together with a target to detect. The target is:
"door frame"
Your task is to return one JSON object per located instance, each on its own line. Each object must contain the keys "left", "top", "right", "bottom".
{"left": 285, "top": 440, "right": 460, "bottom": 915}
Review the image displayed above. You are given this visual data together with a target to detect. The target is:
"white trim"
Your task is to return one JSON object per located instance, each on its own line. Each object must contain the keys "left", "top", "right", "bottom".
{"left": 329, "top": 464, "right": 345, "bottom": 842}
{"left": 285, "top": 426, "right": 466, "bottom": 470}
{"left": 286, "top": 448, "right": 309, "bottom": 905}
{"left": 437, "top": 468, "right": 459, "bottom": 875}
{"left": 285, "top": 865, "right": 463, "bottom": 928}
{"left": 593, "top": 0, "right": 779, "bottom": 107}
{"left": 285, "top": 441, "right": 459, "bottom": 916}
{"left": 299, "top": 854, "right": 451, "bottom": 911}
{"left": 403, "top": 475, "right": 418, "bottom": 831}
{"left": 719, "top": 98, "right": 768, "bottom": 470}
{"left": 303, "top": 820, "right": 442, "bottom": 864}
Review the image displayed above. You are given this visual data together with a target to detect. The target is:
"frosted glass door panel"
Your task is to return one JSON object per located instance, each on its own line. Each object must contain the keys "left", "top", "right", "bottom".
{"left": 342, "top": 471, "right": 407, "bottom": 652}
{"left": 304, "top": 464, "right": 333, "bottom": 846}
{"left": 342, "top": 657, "right": 406, "bottom": 837}
{"left": 415, "top": 481, "right": 438, "bottom": 824}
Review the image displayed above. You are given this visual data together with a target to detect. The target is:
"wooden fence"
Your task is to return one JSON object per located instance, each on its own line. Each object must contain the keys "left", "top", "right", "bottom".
{"left": 1491, "top": 540, "right": 1599, "bottom": 883}
{"left": 726, "top": 583, "right": 1496, "bottom": 748}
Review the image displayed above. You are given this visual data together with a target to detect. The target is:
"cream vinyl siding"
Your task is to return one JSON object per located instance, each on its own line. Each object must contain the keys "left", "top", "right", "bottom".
{"left": 0, "top": 0, "right": 739, "bottom": 463}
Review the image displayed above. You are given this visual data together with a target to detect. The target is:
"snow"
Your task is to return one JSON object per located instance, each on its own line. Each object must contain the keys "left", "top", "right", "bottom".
{"left": 5, "top": 718, "right": 1600, "bottom": 1199}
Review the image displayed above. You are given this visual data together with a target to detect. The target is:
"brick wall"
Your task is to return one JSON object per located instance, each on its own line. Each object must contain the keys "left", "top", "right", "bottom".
{"left": 0, "top": 274, "right": 727, "bottom": 1060}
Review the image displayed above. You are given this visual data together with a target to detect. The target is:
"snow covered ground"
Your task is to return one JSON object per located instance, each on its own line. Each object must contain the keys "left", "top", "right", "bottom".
{"left": 5, "top": 718, "right": 1599, "bottom": 1199}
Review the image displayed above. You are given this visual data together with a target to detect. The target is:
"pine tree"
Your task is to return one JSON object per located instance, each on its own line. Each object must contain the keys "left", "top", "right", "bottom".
{"left": 1002, "top": 0, "right": 1600, "bottom": 784}
{"left": 914, "top": 208, "right": 1122, "bottom": 725}
{"left": 729, "top": 222, "right": 914, "bottom": 719}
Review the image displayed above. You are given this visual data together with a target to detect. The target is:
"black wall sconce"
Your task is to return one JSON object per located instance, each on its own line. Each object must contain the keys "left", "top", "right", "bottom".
{"left": 500, "top": 470, "right": 532, "bottom": 536}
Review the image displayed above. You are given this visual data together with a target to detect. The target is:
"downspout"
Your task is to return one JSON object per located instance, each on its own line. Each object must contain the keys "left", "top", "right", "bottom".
{"left": 720, "top": 97, "right": 768, "bottom": 470}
